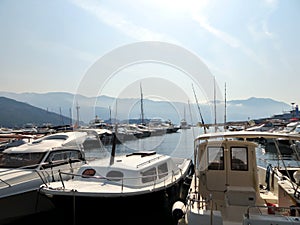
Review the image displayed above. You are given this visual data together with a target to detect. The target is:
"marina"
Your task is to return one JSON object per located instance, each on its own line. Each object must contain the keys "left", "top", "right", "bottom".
{"left": 1, "top": 1, "right": 299, "bottom": 224}
{"left": 1, "top": 125, "right": 300, "bottom": 225}
{"left": 1, "top": 127, "right": 198, "bottom": 225}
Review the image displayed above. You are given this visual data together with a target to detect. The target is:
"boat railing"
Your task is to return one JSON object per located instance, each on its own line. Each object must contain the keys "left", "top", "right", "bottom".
{"left": 0, "top": 161, "right": 84, "bottom": 188}
{"left": 47, "top": 167, "right": 183, "bottom": 192}
{"left": 0, "top": 164, "right": 45, "bottom": 187}
{"left": 185, "top": 190, "right": 208, "bottom": 210}
{"left": 0, "top": 177, "right": 11, "bottom": 187}
{"left": 0, "top": 163, "right": 44, "bottom": 187}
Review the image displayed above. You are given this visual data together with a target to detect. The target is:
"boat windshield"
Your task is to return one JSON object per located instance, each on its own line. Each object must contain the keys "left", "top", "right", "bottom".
{"left": 0, "top": 152, "right": 45, "bottom": 169}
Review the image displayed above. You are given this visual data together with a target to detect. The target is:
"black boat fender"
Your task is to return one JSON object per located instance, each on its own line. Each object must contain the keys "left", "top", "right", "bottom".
{"left": 172, "top": 201, "right": 186, "bottom": 222}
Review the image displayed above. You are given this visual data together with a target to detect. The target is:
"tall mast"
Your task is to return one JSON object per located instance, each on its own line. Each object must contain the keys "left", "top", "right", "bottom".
{"left": 109, "top": 106, "right": 112, "bottom": 124}
{"left": 214, "top": 76, "right": 217, "bottom": 132}
{"left": 140, "top": 83, "right": 144, "bottom": 124}
{"left": 76, "top": 102, "right": 80, "bottom": 128}
{"left": 69, "top": 108, "right": 72, "bottom": 126}
{"left": 224, "top": 82, "right": 227, "bottom": 131}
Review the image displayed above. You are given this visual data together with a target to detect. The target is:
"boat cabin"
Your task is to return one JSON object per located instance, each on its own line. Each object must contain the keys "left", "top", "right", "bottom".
{"left": 196, "top": 138, "right": 260, "bottom": 222}
{"left": 176, "top": 131, "right": 300, "bottom": 225}
{"left": 76, "top": 151, "right": 182, "bottom": 188}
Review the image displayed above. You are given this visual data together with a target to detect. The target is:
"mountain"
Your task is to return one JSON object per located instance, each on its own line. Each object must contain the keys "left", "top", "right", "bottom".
{"left": 0, "top": 92, "right": 292, "bottom": 127}
{"left": 0, "top": 97, "right": 72, "bottom": 128}
{"left": 226, "top": 97, "right": 291, "bottom": 121}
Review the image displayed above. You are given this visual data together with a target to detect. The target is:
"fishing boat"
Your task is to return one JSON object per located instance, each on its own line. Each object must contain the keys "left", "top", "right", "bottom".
{"left": 0, "top": 130, "right": 91, "bottom": 224}
{"left": 172, "top": 131, "right": 300, "bottom": 225}
{"left": 39, "top": 133, "right": 194, "bottom": 225}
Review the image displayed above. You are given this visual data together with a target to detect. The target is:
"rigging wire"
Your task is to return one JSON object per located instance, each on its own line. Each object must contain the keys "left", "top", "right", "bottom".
{"left": 192, "top": 83, "right": 207, "bottom": 134}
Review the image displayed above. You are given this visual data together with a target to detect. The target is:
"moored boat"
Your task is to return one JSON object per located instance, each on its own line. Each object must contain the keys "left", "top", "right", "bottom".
{"left": 172, "top": 131, "right": 300, "bottom": 225}
{"left": 39, "top": 149, "right": 194, "bottom": 225}
{"left": 0, "top": 131, "right": 90, "bottom": 224}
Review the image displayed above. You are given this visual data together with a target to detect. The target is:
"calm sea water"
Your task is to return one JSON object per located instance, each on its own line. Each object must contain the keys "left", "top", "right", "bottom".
{"left": 8, "top": 127, "right": 300, "bottom": 225}
{"left": 95, "top": 126, "right": 300, "bottom": 168}
{"left": 86, "top": 126, "right": 201, "bottom": 160}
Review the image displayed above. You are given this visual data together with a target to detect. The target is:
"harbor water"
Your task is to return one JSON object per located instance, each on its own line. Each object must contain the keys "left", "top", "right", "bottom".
{"left": 7, "top": 127, "right": 300, "bottom": 225}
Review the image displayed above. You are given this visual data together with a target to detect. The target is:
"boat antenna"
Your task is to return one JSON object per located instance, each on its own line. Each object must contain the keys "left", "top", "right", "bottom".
{"left": 192, "top": 83, "right": 207, "bottom": 134}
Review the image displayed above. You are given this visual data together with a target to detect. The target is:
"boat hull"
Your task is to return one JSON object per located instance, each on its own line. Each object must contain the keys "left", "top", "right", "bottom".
{"left": 44, "top": 175, "right": 192, "bottom": 225}
{"left": 0, "top": 190, "right": 54, "bottom": 224}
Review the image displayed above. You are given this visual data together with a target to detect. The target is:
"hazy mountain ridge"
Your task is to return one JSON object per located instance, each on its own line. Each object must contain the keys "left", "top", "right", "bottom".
{"left": 0, "top": 97, "right": 71, "bottom": 127}
{"left": 0, "top": 92, "right": 292, "bottom": 127}
{"left": 226, "top": 97, "right": 290, "bottom": 121}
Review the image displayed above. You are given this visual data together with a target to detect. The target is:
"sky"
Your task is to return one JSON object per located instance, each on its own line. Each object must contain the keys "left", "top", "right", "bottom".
{"left": 0, "top": 0, "right": 299, "bottom": 109}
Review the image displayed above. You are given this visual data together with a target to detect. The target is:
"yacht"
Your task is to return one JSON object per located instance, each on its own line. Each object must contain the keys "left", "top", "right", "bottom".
{"left": 0, "top": 131, "right": 91, "bottom": 224}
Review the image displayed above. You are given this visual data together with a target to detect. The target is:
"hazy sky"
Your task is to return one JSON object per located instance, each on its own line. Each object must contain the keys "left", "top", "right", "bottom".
{"left": 0, "top": 0, "right": 299, "bottom": 107}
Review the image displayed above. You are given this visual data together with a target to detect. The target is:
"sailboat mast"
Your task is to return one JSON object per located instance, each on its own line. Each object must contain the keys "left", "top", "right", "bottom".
{"left": 109, "top": 106, "right": 112, "bottom": 124}
{"left": 214, "top": 76, "right": 217, "bottom": 132}
{"left": 140, "top": 83, "right": 144, "bottom": 124}
{"left": 224, "top": 82, "right": 227, "bottom": 131}
{"left": 75, "top": 102, "right": 80, "bottom": 129}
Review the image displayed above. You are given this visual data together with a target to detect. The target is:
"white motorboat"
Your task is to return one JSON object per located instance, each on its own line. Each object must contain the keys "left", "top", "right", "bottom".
{"left": 180, "top": 106, "right": 191, "bottom": 130}
{"left": 172, "top": 131, "right": 300, "bottom": 225}
{"left": 0, "top": 130, "right": 91, "bottom": 224}
{"left": 39, "top": 149, "right": 194, "bottom": 225}
{"left": 180, "top": 118, "right": 191, "bottom": 130}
